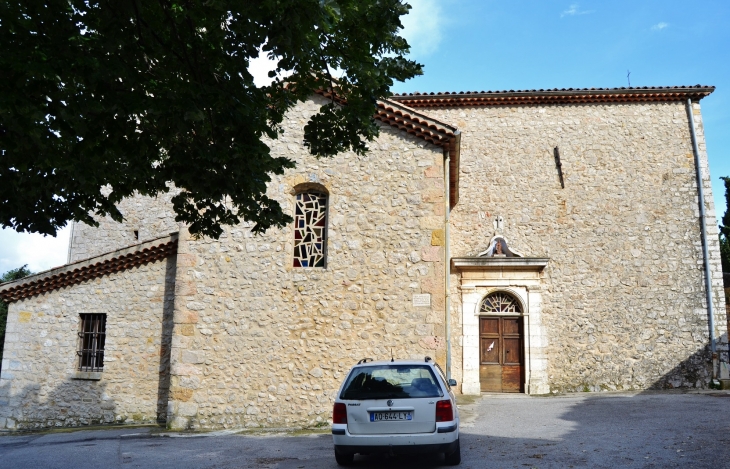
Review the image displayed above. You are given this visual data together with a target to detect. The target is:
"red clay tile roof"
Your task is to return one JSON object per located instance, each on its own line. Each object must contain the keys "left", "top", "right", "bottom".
{"left": 389, "top": 85, "right": 715, "bottom": 108}
{"left": 315, "top": 89, "right": 459, "bottom": 148}
{"left": 375, "top": 100, "right": 457, "bottom": 148}
{"left": 0, "top": 236, "right": 178, "bottom": 303}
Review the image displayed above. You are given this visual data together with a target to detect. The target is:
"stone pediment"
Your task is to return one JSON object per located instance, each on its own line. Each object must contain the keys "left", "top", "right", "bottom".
{"left": 457, "top": 235, "right": 547, "bottom": 272}
{"left": 477, "top": 236, "right": 524, "bottom": 258}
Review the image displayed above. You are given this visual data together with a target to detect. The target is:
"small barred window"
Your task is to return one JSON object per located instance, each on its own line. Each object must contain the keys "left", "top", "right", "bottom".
{"left": 78, "top": 314, "right": 106, "bottom": 372}
{"left": 293, "top": 192, "right": 327, "bottom": 268}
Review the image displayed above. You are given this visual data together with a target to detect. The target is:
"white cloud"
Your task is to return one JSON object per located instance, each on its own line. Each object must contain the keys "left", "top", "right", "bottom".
{"left": 651, "top": 22, "right": 669, "bottom": 31}
{"left": 0, "top": 226, "right": 71, "bottom": 275}
{"left": 400, "top": 0, "right": 445, "bottom": 57}
{"left": 561, "top": 3, "right": 593, "bottom": 17}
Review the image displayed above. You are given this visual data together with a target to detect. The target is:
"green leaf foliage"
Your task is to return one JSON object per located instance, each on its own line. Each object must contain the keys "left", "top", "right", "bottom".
{"left": 720, "top": 177, "right": 730, "bottom": 273}
{"left": 0, "top": 1, "right": 422, "bottom": 238}
{"left": 0, "top": 265, "right": 32, "bottom": 371}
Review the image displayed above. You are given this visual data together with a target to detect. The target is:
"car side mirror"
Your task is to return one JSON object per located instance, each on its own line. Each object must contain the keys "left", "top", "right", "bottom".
{"left": 448, "top": 379, "right": 457, "bottom": 387}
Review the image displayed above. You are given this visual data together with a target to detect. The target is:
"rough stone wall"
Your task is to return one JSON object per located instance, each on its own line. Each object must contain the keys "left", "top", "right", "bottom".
{"left": 0, "top": 257, "right": 176, "bottom": 430}
{"left": 69, "top": 191, "right": 179, "bottom": 263}
{"left": 166, "top": 95, "right": 447, "bottom": 430}
{"left": 428, "top": 100, "right": 727, "bottom": 392}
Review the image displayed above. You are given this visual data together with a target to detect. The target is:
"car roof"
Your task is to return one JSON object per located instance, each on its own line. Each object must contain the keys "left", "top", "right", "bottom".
{"left": 352, "top": 359, "right": 437, "bottom": 367}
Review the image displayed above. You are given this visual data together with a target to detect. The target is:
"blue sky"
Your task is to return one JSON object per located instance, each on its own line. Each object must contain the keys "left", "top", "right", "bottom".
{"left": 1, "top": 0, "right": 728, "bottom": 274}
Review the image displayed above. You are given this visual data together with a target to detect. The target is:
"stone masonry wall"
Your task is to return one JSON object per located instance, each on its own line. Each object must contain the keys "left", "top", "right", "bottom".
{"left": 42, "top": 93, "right": 726, "bottom": 430}
{"left": 166, "top": 95, "right": 447, "bottom": 430}
{"left": 428, "top": 100, "right": 727, "bottom": 392}
{"left": 69, "top": 191, "right": 179, "bottom": 263}
{"left": 0, "top": 257, "right": 176, "bottom": 430}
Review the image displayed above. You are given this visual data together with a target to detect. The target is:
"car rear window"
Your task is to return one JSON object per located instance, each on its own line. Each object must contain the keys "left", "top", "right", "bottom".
{"left": 340, "top": 365, "right": 444, "bottom": 400}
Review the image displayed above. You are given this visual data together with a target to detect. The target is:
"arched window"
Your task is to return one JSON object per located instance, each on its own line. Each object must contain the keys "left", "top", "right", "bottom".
{"left": 293, "top": 191, "right": 328, "bottom": 268}
{"left": 480, "top": 292, "right": 522, "bottom": 314}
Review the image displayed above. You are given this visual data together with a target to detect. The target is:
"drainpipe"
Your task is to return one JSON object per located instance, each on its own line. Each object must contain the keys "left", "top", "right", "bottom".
{"left": 526, "top": 287, "right": 531, "bottom": 394}
{"left": 444, "top": 149, "right": 452, "bottom": 380}
{"left": 66, "top": 222, "right": 75, "bottom": 264}
{"left": 686, "top": 98, "right": 717, "bottom": 379}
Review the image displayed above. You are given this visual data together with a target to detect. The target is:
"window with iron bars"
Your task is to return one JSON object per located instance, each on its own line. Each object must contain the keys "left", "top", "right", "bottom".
{"left": 77, "top": 314, "right": 106, "bottom": 372}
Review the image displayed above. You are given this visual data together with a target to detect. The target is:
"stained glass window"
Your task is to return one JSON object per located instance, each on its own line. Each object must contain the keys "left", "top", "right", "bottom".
{"left": 480, "top": 292, "right": 522, "bottom": 314}
{"left": 293, "top": 192, "right": 327, "bottom": 268}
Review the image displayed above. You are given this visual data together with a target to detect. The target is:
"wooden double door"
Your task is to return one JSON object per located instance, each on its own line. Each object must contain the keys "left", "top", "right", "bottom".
{"left": 479, "top": 316, "right": 524, "bottom": 393}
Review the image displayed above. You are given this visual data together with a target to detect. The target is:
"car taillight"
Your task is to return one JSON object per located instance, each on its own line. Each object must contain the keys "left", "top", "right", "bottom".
{"left": 333, "top": 403, "right": 348, "bottom": 424}
{"left": 435, "top": 399, "right": 453, "bottom": 422}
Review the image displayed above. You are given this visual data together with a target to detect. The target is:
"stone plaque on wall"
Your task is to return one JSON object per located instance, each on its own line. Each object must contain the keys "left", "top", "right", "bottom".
{"left": 412, "top": 294, "right": 431, "bottom": 307}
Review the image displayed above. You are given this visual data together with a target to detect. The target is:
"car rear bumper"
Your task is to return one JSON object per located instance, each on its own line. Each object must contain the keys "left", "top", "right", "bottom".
{"left": 334, "top": 439, "right": 459, "bottom": 456}
{"left": 331, "top": 423, "right": 459, "bottom": 455}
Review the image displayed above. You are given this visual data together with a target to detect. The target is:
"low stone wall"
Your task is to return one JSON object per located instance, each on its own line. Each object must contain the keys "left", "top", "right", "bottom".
{"left": 725, "top": 273, "right": 730, "bottom": 332}
{"left": 0, "top": 257, "right": 175, "bottom": 430}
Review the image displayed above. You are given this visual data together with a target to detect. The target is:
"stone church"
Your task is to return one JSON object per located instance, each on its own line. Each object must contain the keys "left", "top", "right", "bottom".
{"left": 1, "top": 85, "right": 727, "bottom": 431}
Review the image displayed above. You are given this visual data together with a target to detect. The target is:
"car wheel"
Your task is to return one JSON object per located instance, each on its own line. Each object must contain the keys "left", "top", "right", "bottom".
{"left": 444, "top": 438, "right": 461, "bottom": 466}
{"left": 335, "top": 449, "right": 354, "bottom": 466}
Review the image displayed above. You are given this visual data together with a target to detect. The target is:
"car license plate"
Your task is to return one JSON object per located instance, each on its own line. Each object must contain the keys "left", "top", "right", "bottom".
{"left": 370, "top": 411, "right": 413, "bottom": 422}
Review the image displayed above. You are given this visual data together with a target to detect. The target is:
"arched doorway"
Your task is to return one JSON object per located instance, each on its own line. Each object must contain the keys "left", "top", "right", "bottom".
{"left": 479, "top": 292, "right": 524, "bottom": 392}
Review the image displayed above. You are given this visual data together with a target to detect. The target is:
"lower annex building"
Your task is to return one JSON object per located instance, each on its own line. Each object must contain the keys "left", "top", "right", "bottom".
{"left": 1, "top": 85, "right": 727, "bottom": 431}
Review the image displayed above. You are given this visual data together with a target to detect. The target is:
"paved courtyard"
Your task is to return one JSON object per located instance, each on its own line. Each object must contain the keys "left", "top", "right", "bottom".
{"left": 1, "top": 391, "right": 729, "bottom": 469}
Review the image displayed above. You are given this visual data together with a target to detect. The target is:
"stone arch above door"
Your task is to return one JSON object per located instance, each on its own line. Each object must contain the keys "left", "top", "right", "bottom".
{"left": 467, "top": 286, "right": 528, "bottom": 319}
{"left": 479, "top": 291, "right": 524, "bottom": 315}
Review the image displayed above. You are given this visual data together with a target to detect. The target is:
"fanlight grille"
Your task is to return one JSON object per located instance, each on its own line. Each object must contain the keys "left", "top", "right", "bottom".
{"left": 479, "top": 292, "right": 521, "bottom": 313}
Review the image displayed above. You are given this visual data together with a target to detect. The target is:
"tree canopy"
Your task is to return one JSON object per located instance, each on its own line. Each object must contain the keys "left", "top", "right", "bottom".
{"left": 0, "top": 264, "right": 32, "bottom": 284}
{"left": 0, "top": 0, "right": 422, "bottom": 238}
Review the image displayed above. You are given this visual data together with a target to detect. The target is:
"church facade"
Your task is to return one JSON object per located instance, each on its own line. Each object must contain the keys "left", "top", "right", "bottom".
{"left": 1, "top": 86, "right": 727, "bottom": 431}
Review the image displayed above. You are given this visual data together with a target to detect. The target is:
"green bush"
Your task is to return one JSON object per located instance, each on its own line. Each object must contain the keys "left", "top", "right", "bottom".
{"left": 720, "top": 177, "right": 730, "bottom": 273}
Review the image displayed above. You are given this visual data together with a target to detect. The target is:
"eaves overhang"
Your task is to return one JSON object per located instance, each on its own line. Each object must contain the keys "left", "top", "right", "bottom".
{"left": 390, "top": 85, "right": 715, "bottom": 108}
{"left": 0, "top": 234, "right": 178, "bottom": 303}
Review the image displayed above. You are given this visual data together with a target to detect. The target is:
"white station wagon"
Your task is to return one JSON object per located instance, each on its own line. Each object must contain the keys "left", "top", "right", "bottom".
{"left": 331, "top": 357, "right": 460, "bottom": 466}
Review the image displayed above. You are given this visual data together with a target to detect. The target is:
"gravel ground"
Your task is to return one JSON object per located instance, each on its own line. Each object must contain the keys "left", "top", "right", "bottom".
{"left": 1, "top": 391, "right": 729, "bottom": 469}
